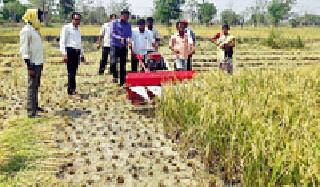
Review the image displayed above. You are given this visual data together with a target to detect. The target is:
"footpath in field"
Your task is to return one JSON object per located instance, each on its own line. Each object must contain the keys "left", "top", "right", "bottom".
{"left": 48, "top": 73, "right": 217, "bottom": 186}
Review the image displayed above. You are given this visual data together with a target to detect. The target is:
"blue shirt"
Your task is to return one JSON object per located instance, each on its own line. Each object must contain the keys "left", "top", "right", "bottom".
{"left": 110, "top": 19, "right": 132, "bottom": 47}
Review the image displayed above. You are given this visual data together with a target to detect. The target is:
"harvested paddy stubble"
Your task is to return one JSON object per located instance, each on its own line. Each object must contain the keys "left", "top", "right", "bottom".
{"left": 160, "top": 66, "right": 320, "bottom": 185}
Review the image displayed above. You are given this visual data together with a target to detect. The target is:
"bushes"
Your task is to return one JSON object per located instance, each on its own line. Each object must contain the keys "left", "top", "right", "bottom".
{"left": 159, "top": 67, "right": 320, "bottom": 185}
{"left": 265, "top": 30, "right": 305, "bottom": 49}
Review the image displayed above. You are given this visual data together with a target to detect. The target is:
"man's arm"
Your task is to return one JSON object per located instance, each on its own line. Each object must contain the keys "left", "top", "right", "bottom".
{"left": 228, "top": 38, "right": 236, "bottom": 47}
{"left": 20, "top": 29, "right": 35, "bottom": 77}
{"left": 96, "top": 25, "right": 104, "bottom": 49}
{"left": 59, "top": 25, "right": 67, "bottom": 55}
{"left": 20, "top": 29, "right": 30, "bottom": 62}
{"left": 127, "top": 24, "right": 132, "bottom": 43}
{"left": 110, "top": 21, "right": 121, "bottom": 40}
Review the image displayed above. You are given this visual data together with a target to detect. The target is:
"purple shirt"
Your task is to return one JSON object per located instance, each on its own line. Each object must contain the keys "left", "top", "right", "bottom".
{"left": 110, "top": 19, "right": 132, "bottom": 47}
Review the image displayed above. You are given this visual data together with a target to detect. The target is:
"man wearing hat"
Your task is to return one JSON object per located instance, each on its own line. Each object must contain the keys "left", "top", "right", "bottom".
{"left": 19, "top": 9, "right": 45, "bottom": 118}
{"left": 211, "top": 24, "right": 236, "bottom": 74}
{"left": 180, "top": 19, "right": 196, "bottom": 71}
{"left": 146, "top": 17, "right": 160, "bottom": 51}
{"left": 110, "top": 10, "right": 132, "bottom": 86}
{"left": 130, "top": 19, "right": 154, "bottom": 72}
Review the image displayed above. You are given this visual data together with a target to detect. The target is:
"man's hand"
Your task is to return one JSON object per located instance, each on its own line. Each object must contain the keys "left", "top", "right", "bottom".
{"left": 96, "top": 43, "right": 101, "bottom": 49}
{"left": 28, "top": 69, "right": 36, "bottom": 78}
{"left": 120, "top": 38, "right": 125, "bottom": 45}
{"left": 81, "top": 56, "right": 85, "bottom": 63}
{"left": 63, "top": 54, "right": 68, "bottom": 63}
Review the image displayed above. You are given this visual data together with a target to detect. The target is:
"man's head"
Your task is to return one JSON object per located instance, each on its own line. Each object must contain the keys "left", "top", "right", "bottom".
{"left": 110, "top": 14, "right": 116, "bottom": 21}
{"left": 71, "top": 12, "right": 81, "bottom": 27}
{"left": 146, "top": 17, "right": 154, "bottom": 30}
{"left": 120, "top": 9, "right": 130, "bottom": 22}
{"left": 176, "top": 21, "right": 185, "bottom": 34}
{"left": 181, "top": 19, "right": 188, "bottom": 28}
{"left": 137, "top": 19, "right": 145, "bottom": 32}
{"left": 22, "top": 9, "right": 43, "bottom": 30}
{"left": 37, "top": 9, "right": 44, "bottom": 23}
{"left": 222, "top": 24, "right": 230, "bottom": 35}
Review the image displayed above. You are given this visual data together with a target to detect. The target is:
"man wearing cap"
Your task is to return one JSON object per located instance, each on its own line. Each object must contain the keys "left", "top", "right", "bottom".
{"left": 146, "top": 17, "right": 160, "bottom": 51}
{"left": 60, "top": 12, "right": 85, "bottom": 95}
{"left": 110, "top": 10, "right": 132, "bottom": 86}
{"left": 211, "top": 24, "right": 236, "bottom": 74}
{"left": 130, "top": 19, "right": 154, "bottom": 72}
{"left": 20, "top": 9, "right": 45, "bottom": 118}
{"left": 181, "top": 19, "right": 196, "bottom": 71}
{"left": 97, "top": 14, "right": 117, "bottom": 75}
{"left": 169, "top": 21, "right": 195, "bottom": 71}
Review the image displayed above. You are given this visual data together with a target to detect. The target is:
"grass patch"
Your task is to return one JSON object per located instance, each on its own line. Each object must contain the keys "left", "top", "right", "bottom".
{"left": 0, "top": 117, "right": 62, "bottom": 186}
{"left": 160, "top": 66, "right": 320, "bottom": 185}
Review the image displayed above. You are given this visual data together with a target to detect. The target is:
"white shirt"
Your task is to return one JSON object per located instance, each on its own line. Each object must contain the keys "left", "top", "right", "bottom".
{"left": 19, "top": 24, "right": 44, "bottom": 65}
{"left": 147, "top": 27, "right": 160, "bottom": 41}
{"left": 132, "top": 28, "right": 154, "bottom": 55}
{"left": 60, "top": 23, "right": 84, "bottom": 56}
{"left": 100, "top": 22, "right": 112, "bottom": 47}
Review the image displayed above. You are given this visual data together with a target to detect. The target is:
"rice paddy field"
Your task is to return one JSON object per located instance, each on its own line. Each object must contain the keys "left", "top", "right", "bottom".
{"left": 0, "top": 25, "right": 319, "bottom": 186}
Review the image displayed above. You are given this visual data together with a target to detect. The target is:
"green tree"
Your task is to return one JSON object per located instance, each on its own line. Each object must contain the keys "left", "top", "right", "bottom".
{"left": 198, "top": 2, "right": 217, "bottom": 24}
{"left": 2, "top": 0, "right": 27, "bottom": 22}
{"left": 268, "top": 0, "right": 296, "bottom": 26}
{"left": 221, "top": 9, "right": 241, "bottom": 25}
{"left": 59, "top": 0, "right": 74, "bottom": 21}
{"left": 154, "top": 0, "right": 185, "bottom": 24}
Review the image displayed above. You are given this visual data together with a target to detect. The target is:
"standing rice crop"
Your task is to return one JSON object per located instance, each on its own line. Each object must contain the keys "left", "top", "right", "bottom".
{"left": 159, "top": 67, "right": 320, "bottom": 185}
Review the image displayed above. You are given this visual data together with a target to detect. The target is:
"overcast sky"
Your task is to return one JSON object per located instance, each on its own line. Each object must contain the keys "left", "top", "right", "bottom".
{"left": 19, "top": 0, "right": 320, "bottom": 16}
{"left": 127, "top": 0, "right": 320, "bottom": 16}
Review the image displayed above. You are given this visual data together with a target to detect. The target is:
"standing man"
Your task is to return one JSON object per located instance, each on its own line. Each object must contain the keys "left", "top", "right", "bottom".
{"left": 169, "top": 21, "right": 195, "bottom": 71}
{"left": 130, "top": 19, "right": 154, "bottom": 72}
{"left": 146, "top": 17, "right": 160, "bottom": 51}
{"left": 97, "top": 14, "right": 117, "bottom": 75}
{"left": 110, "top": 10, "right": 132, "bottom": 86}
{"left": 20, "top": 9, "right": 45, "bottom": 118}
{"left": 60, "top": 12, "right": 85, "bottom": 95}
{"left": 211, "top": 24, "right": 236, "bottom": 74}
{"left": 181, "top": 19, "right": 196, "bottom": 71}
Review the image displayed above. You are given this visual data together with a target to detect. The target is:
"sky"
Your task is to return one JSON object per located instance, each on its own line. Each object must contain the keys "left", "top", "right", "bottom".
{"left": 127, "top": 0, "right": 320, "bottom": 16}
{"left": 18, "top": 0, "right": 320, "bottom": 16}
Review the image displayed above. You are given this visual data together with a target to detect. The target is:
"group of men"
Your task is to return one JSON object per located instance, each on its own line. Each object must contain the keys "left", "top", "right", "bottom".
{"left": 19, "top": 8, "right": 235, "bottom": 118}
{"left": 94, "top": 10, "right": 196, "bottom": 85}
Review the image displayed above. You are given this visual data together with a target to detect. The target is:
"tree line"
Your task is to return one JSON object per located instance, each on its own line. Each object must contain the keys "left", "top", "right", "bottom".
{"left": 0, "top": 0, "right": 319, "bottom": 27}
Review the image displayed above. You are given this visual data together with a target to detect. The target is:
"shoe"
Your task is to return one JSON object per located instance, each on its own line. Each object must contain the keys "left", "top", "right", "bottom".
{"left": 37, "top": 107, "right": 44, "bottom": 113}
{"left": 68, "top": 91, "right": 77, "bottom": 96}
{"left": 28, "top": 113, "right": 37, "bottom": 118}
{"left": 98, "top": 71, "right": 104, "bottom": 75}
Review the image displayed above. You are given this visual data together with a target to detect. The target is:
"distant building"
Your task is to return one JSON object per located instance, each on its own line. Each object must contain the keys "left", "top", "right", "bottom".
{"left": 75, "top": 0, "right": 104, "bottom": 12}
{"left": 0, "top": 0, "right": 4, "bottom": 8}
{"left": 49, "top": 0, "right": 60, "bottom": 15}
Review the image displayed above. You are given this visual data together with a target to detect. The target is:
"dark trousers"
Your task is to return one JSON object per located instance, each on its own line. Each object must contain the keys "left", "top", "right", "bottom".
{"left": 66, "top": 47, "right": 80, "bottom": 94}
{"left": 110, "top": 46, "right": 127, "bottom": 86}
{"left": 131, "top": 54, "right": 145, "bottom": 72}
{"left": 98, "top": 46, "right": 111, "bottom": 74}
{"left": 27, "top": 65, "right": 43, "bottom": 115}
{"left": 187, "top": 55, "right": 192, "bottom": 71}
